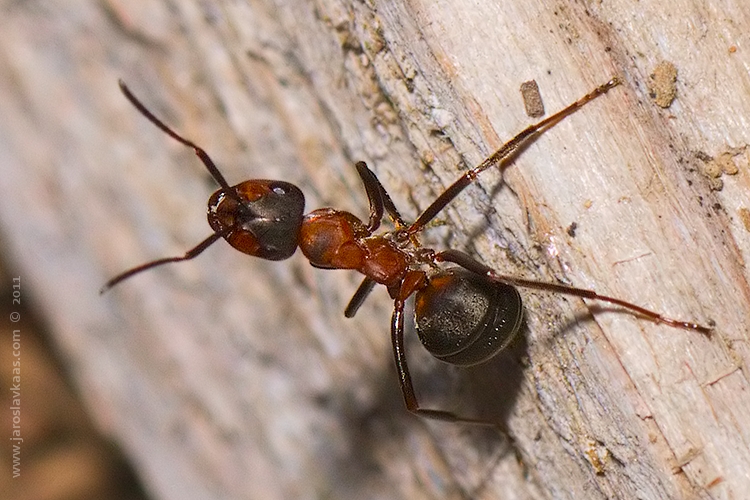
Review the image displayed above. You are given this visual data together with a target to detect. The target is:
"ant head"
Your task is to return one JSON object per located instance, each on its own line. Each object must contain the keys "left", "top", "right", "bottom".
{"left": 208, "top": 180, "right": 305, "bottom": 261}
{"left": 101, "top": 82, "right": 311, "bottom": 293}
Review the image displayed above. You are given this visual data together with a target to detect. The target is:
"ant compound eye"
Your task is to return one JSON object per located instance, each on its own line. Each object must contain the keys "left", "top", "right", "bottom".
{"left": 415, "top": 268, "right": 522, "bottom": 366}
{"left": 208, "top": 180, "right": 305, "bottom": 260}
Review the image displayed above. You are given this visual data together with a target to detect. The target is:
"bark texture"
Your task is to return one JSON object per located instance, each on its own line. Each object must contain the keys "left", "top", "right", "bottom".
{"left": 1, "top": 1, "right": 749, "bottom": 499}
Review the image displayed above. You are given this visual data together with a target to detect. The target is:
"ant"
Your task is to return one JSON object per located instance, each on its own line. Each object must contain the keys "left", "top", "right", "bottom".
{"left": 103, "top": 77, "right": 711, "bottom": 424}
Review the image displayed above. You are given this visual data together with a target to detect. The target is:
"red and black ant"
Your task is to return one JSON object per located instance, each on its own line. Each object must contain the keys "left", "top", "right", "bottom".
{"left": 103, "top": 77, "right": 711, "bottom": 424}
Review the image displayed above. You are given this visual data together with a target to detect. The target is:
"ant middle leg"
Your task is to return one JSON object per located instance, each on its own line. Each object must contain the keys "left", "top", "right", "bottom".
{"left": 390, "top": 297, "right": 502, "bottom": 426}
{"left": 407, "top": 78, "right": 621, "bottom": 236}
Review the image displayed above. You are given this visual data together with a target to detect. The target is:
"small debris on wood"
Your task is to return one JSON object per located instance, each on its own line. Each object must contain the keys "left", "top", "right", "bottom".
{"left": 583, "top": 439, "right": 609, "bottom": 475}
{"left": 520, "top": 80, "right": 545, "bottom": 117}
{"left": 716, "top": 151, "right": 740, "bottom": 175}
{"left": 671, "top": 446, "right": 702, "bottom": 473}
{"left": 738, "top": 207, "right": 750, "bottom": 232}
{"left": 648, "top": 61, "right": 678, "bottom": 108}
{"left": 696, "top": 147, "right": 745, "bottom": 191}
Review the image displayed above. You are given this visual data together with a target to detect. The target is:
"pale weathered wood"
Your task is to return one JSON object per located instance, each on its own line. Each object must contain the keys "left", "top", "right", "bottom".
{"left": 0, "top": 0, "right": 748, "bottom": 499}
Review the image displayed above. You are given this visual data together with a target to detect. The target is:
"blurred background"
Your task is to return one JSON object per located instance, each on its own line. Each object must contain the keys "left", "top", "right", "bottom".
{"left": 0, "top": 259, "right": 149, "bottom": 499}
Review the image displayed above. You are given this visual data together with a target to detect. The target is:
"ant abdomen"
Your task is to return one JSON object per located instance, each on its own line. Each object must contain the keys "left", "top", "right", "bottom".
{"left": 207, "top": 180, "right": 304, "bottom": 260}
{"left": 415, "top": 268, "right": 523, "bottom": 366}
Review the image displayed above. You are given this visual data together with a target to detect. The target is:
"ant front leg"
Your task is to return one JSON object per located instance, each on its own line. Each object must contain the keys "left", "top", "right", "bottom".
{"left": 354, "top": 161, "right": 406, "bottom": 230}
{"left": 344, "top": 277, "right": 376, "bottom": 318}
{"left": 345, "top": 162, "right": 409, "bottom": 318}
{"left": 355, "top": 161, "right": 387, "bottom": 233}
{"left": 390, "top": 294, "right": 499, "bottom": 426}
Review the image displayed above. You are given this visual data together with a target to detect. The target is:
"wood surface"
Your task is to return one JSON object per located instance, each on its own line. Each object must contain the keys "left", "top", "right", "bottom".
{"left": 1, "top": 0, "right": 749, "bottom": 499}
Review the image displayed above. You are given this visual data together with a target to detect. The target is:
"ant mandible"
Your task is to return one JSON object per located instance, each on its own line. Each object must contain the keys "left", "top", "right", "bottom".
{"left": 103, "top": 77, "right": 712, "bottom": 424}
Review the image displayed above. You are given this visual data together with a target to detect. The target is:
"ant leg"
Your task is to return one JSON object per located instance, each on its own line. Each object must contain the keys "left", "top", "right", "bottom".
{"left": 376, "top": 181, "right": 406, "bottom": 229}
{"left": 436, "top": 249, "right": 712, "bottom": 335}
{"left": 408, "top": 78, "right": 621, "bottom": 235}
{"left": 100, "top": 231, "right": 224, "bottom": 293}
{"left": 355, "top": 161, "right": 386, "bottom": 232}
{"left": 344, "top": 162, "right": 408, "bottom": 318}
{"left": 355, "top": 161, "right": 406, "bottom": 230}
{"left": 344, "top": 277, "right": 376, "bottom": 318}
{"left": 390, "top": 297, "right": 499, "bottom": 425}
{"left": 118, "top": 81, "right": 244, "bottom": 207}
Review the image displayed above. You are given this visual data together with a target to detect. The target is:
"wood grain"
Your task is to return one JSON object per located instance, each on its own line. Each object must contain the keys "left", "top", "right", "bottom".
{"left": 0, "top": 0, "right": 748, "bottom": 498}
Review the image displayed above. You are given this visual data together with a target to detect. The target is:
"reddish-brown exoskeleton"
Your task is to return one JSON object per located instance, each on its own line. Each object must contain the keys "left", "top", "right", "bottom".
{"left": 103, "top": 78, "right": 711, "bottom": 424}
